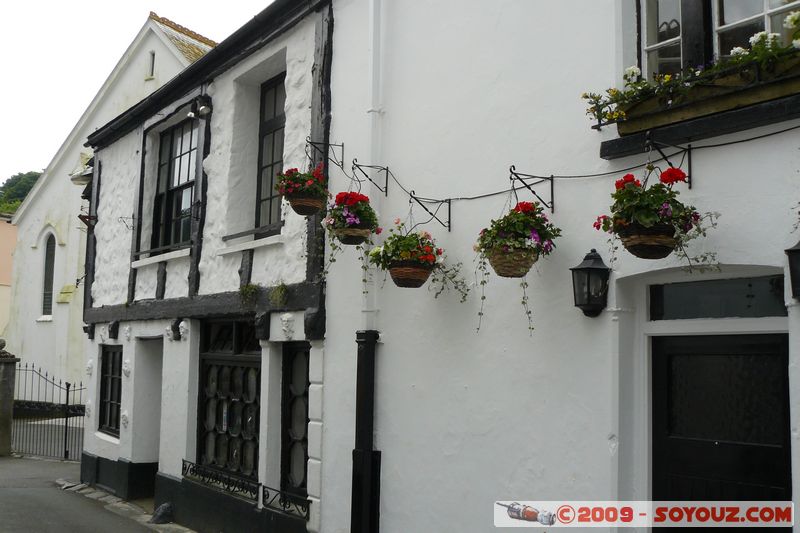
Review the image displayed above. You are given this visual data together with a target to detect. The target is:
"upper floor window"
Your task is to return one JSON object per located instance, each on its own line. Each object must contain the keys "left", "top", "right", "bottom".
{"left": 151, "top": 119, "right": 198, "bottom": 250}
{"left": 256, "top": 74, "right": 286, "bottom": 231}
{"left": 42, "top": 234, "right": 55, "bottom": 316}
{"left": 714, "top": 0, "right": 800, "bottom": 57}
{"left": 644, "top": 0, "right": 683, "bottom": 77}
{"left": 642, "top": 0, "right": 800, "bottom": 78}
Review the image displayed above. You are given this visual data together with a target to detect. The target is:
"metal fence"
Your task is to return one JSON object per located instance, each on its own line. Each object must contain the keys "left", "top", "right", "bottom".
{"left": 12, "top": 363, "right": 85, "bottom": 461}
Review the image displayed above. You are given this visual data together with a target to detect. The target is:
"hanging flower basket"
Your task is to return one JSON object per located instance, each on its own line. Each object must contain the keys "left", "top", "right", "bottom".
{"left": 476, "top": 202, "right": 560, "bottom": 278}
{"left": 323, "top": 192, "right": 380, "bottom": 246}
{"left": 286, "top": 194, "right": 326, "bottom": 216}
{"left": 276, "top": 164, "right": 328, "bottom": 217}
{"left": 333, "top": 226, "right": 373, "bottom": 245}
{"left": 474, "top": 202, "right": 562, "bottom": 332}
{"left": 616, "top": 222, "right": 677, "bottom": 259}
{"left": 368, "top": 221, "right": 468, "bottom": 298}
{"left": 485, "top": 247, "right": 539, "bottom": 278}
{"left": 388, "top": 260, "right": 435, "bottom": 288}
{"left": 594, "top": 168, "right": 702, "bottom": 261}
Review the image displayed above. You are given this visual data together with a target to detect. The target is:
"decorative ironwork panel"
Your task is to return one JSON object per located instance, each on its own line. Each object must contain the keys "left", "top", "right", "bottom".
{"left": 181, "top": 460, "right": 259, "bottom": 501}
{"left": 262, "top": 485, "right": 310, "bottom": 520}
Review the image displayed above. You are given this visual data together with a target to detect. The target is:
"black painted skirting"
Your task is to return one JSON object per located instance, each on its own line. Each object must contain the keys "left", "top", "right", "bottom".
{"left": 154, "top": 472, "right": 307, "bottom": 533}
{"left": 80, "top": 452, "right": 158, "bottom": 500}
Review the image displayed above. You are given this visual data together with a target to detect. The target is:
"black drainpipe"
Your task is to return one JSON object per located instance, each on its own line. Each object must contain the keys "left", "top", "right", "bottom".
{"left": 351, "top": 330, "right": 380, "bottom": 533}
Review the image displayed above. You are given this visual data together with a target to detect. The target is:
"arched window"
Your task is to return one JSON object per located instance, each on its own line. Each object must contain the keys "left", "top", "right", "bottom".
{"left": 42, "top": 234, "right": 55, "bottom": 316}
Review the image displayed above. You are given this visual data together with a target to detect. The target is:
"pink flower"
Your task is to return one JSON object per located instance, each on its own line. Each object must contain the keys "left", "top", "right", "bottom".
{"left": 394, "top": 218, "right": 401, "bottom": 225}
{"left": 375, "top": 227, "right": 383, "bottom": 235}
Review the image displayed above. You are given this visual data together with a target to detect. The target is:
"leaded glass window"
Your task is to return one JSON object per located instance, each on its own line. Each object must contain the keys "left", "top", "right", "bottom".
{"left": 199, "top": 321, "right": 260, "bottom": 480}
{"left": 282, "top": 344, "right": 309, "bottom": 496}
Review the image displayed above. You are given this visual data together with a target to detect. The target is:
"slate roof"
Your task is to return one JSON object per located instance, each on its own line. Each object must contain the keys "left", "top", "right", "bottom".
{"left": 149, "top": 11, "right": 217, "bottom": 63}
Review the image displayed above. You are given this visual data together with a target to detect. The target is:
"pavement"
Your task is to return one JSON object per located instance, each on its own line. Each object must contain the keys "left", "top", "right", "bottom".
{"left": 0, "top": 455, "right": 193, "bottom": 533}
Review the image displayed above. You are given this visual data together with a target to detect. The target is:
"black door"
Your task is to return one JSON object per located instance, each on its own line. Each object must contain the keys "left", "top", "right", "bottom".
{"left": 653, "top": 334, "right": 791, "bottom": 503}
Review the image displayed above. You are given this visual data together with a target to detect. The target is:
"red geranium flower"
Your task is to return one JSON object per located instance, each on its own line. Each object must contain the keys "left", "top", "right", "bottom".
{"left": 659, "top": 167, "right": 687, "bottom": 185}
{"left": 513, "top": 201, "right": 536, "bottom": 214}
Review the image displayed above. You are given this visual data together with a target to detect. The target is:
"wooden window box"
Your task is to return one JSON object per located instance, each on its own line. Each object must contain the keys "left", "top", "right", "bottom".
{"left": 616, "top": 57, "right": 800, "bottom": 136}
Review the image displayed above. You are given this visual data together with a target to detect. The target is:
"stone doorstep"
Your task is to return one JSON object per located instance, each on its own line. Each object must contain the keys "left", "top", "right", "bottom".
{"left": 57, "top": 479, "right": 196, "bottom": 533}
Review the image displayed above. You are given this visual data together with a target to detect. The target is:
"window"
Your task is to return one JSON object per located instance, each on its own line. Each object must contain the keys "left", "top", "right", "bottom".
{"left": 42, "top": 234, "right": 55, "bottom": 316}
{"left": 641, "top": 1, "right": 800, "bottom": 78}
{"left": 198, "top": 321, "right": 261, "bottom": 481}
{"left": 281, "top": 344, "right": 309, "bottom": 496}
{"left": 256, "top": 74, "right": 286, "bottom": 231}
{"left": 148, "top": 51, "right": 156, "bottom": 78}
{"left": 714, "top": 0, "right": 800, "bottom": 57}
{"left": 99, "top": 345, "right": 122, "bottom": 437}
{"left": 644, "top": 0, "right": 683, "bottom": 77}
{"left": 151, "top": 119, "right": 198, "bottom": 250}
{"left": 650, "top": 275, "right": 787, "bottom": 320}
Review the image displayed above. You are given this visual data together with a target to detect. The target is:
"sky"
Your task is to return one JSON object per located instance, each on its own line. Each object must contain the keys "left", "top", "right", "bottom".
{"left": 0, "top": 1, "right": 273, "bottom": 183}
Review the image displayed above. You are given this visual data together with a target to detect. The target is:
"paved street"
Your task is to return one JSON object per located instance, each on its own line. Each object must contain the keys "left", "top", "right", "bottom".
{"left": 0, "top": 456, "right": 149, "bottom": 533}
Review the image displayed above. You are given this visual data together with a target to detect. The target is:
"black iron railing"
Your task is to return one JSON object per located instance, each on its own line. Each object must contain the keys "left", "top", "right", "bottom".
{"left": 12, "top": 363, "right": 85, "bottom": 461}
{"left": 262, "top": 485, "right": 310, "bottom": 520}
{"left": 181, "top": 460, "right": 259, "bottom": 501}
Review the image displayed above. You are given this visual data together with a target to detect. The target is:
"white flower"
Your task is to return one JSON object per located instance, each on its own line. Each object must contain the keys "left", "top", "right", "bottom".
{"left": 749, "top": 31, "right": 768, "bottom": 46}
{"left": 768, "top": 32, "right": 781, "bottom": 43}
{"left": 784, "top": 11, "right": 800, "bottom": 29}
{"left": 436, "top": 254, "right": 444, "bottom": 265}
{"left": 730, "top": 46, "right": 748, "bottom": 56}
{"left": 624, "top": 65, "right": 641, "bottom": 78}
{"left": 794, "top": 38, "right": 800, "bottom": 49}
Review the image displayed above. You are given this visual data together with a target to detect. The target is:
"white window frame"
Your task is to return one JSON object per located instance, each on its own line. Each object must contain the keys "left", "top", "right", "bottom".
{"left": 712, "top": 0, "right": 800, "bottom": 57}
{"left": 641, "top": 0, "right": 683, "bottom": 79}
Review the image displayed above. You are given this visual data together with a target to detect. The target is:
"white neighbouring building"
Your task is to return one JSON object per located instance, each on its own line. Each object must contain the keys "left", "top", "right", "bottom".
{"left": 79, "top": 1, "right": 800, "bottom": 532}
{"left": 6, "top": 12, "right": 215, "bottom": 384}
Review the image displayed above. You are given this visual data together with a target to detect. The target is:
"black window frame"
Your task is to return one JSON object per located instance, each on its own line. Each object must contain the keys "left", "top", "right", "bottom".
{"left": 99, "top": 345, "right": 122, "bottom": 438}
{"left": 281, "top": 342, "right": 310, "bottom": 497}
{"left": 42, "top": 234, "right": 55, "bottom": 316}
{"left": 196, "top": 320, "right": 262, "bottom": 483}
{"left": 151, "top": 119, "right": 199, "bottom": 252}
{"left": 254, "top": 73, "right": 287, "bottom": 238}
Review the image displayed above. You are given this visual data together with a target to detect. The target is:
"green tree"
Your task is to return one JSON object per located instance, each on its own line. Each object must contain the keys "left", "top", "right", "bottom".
{"left": 0, "top": 171, "right": 41, "bottom": 214}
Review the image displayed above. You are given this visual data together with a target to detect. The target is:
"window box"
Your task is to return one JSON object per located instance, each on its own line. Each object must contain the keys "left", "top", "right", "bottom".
{"left": 617, "top": 57, "right": 800, "bottom": 136}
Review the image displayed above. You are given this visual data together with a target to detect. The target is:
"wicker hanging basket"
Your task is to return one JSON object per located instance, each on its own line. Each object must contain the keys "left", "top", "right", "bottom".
{"left": 486, "top": 247, "right": 538, "bottom": 278}
{"left": 617, "top": 222, "right": 677, "bottom": 259}
{"left": 333, "top": 226, "right": 373, "bottom": 245}
{"left": 388, "top": 261, "right": 435, "bottom": 288}
{"left": 286, "top": 194, "right": 326, "bottom": 216}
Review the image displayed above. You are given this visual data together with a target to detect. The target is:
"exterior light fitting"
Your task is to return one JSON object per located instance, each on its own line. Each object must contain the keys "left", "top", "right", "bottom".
{"left": 570, "top": 248, "right": 611, "bottom": 317}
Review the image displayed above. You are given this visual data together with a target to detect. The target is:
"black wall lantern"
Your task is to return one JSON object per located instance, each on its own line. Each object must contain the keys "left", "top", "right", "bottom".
{"left": 785, "top": 239, "right": 800, "bottom": 299}
{"left": 570, "top": 249, "right": 611, "bottom": 317}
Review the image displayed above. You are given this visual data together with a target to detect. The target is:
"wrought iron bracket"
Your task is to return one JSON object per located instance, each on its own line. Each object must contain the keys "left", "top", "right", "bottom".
{"left": 117, "top": 215, "right": 135, "bottom": 230}
{"left": 351, "top": 159, "right": 389, "bottom": 196}
{"left": 409, "top": 192, "right": 451, "bottom": 232}
{"left": 78, "top": 214, "right": 97, "bottom": 229}
{"left": 645, "top": 131, "right": 693, "bottom": 189}
{"left": 508, "top": 166, "right": 555, "bottom": 213}
{"left": 305, "top": 137, "right": 345, "bottom": 172}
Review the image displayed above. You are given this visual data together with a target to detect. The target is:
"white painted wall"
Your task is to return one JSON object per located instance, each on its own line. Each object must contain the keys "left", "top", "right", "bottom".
{"left": 7, "top": 27, "right": 191, "bottom": 384}
{"left": 320, "top": 1, "right": 800, "bottom": 532}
